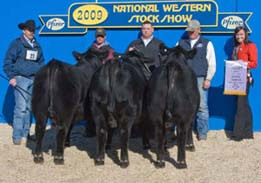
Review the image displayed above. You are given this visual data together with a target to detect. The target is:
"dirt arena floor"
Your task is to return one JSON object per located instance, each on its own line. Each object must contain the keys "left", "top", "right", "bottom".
{"left": 0, "top": 124, "right": 260, "bottom": 183}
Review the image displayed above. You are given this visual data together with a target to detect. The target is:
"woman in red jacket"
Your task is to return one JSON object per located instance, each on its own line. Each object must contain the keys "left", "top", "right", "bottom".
{"left": 231, "top": 26, "right": 258, "bottom": 141}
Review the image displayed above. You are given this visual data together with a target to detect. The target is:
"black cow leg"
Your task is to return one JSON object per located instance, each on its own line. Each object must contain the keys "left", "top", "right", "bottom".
{"left": 95, "top": 126, "right": 107, "bottom": 166}
{"left": 34, "top": 116, "right": 47, "bottom": 164}
{"left": 141, "top": 123, "right": 151, "bottom": 150}
{"left": 155, "top": 121, "right": 165, "bottom": 168}
{"left": 54, "top": 126, "right": 68, "bottom": 165}
{"left": 92, "top": 106, "right": 107, "bottom": 166}
{"left": 176, "top": 123, "right": 187, "bottom": 169}
{"left": 185, "top": 121, "right": 195, "bottom": 152}
{"left": 106, "top": 128, "right": 114, "bottom": 150}
{"left": 85, "top": 120, "right": 96, "bottom": 137}
{"left": 65, "top": 124, "right": 73, "bottom": 147}
{"left": 119, "top": 124, "right": 132, "bottom": 168}
{"left": 142, "top": 135, "right": 151, "bottom": 150}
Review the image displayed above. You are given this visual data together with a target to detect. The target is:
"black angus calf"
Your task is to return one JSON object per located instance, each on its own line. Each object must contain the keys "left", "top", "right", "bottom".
{"left": 32, "top": 49, "right": 104, "bottom": 164}
{"left": 143, "top": 45, "right": 199, "bottom": 169}
{"left": 89, "top": 50, "right": 147, "bottom": 168}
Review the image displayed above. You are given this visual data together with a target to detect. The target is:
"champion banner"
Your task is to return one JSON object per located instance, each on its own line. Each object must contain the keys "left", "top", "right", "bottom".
{"left": 224, "top": 60, "right": 248, "bottom": 96}
{"left": 39, "top": 0, "right": 252, "bottom": 35}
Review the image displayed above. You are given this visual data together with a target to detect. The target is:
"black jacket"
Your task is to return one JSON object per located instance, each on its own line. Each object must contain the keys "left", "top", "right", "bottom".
{"left": 127, "top": 37, "right": 164, "bottom": 80}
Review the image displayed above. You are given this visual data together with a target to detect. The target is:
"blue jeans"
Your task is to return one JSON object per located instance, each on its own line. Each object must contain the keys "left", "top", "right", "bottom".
{"left": 12, "top": 76, "right": 33, "bottom": 142}
{"left": 195, "top": 77, "right": 209, "bottom": 138}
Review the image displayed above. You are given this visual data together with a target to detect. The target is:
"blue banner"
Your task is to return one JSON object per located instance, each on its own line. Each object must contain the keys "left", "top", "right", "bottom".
{"left": 39, "top": 0, "right": 252, "bottom": 35}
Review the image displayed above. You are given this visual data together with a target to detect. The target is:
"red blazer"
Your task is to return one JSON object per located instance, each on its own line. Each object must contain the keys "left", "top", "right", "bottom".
{"left": 234, "top": 42, "right": 258, "bottom": 69}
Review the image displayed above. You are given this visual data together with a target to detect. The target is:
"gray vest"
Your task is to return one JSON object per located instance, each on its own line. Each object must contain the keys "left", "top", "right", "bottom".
{"left": 179, "top": 37, "right": 209, "bottom": 77}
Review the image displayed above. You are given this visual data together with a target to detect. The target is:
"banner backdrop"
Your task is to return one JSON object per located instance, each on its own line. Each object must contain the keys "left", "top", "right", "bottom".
{"left": 39, "top": 0, "right": 252, "bottom": 34}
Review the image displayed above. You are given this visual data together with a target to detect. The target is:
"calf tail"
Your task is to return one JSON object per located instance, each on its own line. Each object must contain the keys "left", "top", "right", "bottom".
{"left": 47, "top": 60, "right": 59, "bottom": 121}
{"left": 107, "top": 61, "right": 116, "bottom": 113}
{"left": 165, "top": 64, "right": 176, "bottom": 119}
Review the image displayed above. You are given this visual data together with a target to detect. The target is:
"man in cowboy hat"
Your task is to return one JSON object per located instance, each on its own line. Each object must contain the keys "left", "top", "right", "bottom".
{"left": 3, "top": 19, "right": 44, "bottom": 145}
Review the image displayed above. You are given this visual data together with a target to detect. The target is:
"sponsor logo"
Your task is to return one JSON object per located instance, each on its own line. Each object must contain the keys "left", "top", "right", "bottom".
{"left": 46, "top": 18, "right": 65, "bottom": 31}
{"left": 221, "top": 16, "right": 243, "bottom": 30}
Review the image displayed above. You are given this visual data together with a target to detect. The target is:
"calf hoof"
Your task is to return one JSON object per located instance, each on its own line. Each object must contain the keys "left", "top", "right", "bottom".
{"left": 95, "top": 158, "right": 104, "bottom": 166}
{"left": 120, "top": 160, "right": 129, "bottom": 168}
{"left": 33, "top": 154, "right": 44, "bottom": 164}
{"left": 54, "top": 156, "right": 64, "bottom": 165}
{"left": 185, "top": 144, "right": 195, "bottom": 152}
{"left": 176, "top": 161, "right": 187, "bottom": 169}
{"left": 155, "top": 160, "right": 165, "bottom": 168}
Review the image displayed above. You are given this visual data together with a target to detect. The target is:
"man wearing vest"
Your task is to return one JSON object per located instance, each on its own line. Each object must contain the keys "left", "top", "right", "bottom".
{"left": 178, "top": 20, "right": 216, "bottom": 140}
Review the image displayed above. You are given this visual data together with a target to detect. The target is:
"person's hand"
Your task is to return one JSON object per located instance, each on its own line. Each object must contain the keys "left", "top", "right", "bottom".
{"left": 9, "top": 78, "right": 16, "bottom": 87}
{"left": 128, "top": 47, "right": 135, "bottom": 52}
{"left": 203, "top": 79, "right": 211, "bottom": 89}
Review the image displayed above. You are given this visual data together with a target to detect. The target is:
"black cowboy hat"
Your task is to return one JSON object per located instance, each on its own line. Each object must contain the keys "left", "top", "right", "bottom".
{"left": 18, "top": 20, "right": 40, "bottom": 32}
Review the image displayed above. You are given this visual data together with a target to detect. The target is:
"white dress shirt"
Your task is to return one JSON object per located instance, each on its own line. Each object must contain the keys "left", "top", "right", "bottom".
{"left": 141, "top": 35, "right": 153, "bottom": 47}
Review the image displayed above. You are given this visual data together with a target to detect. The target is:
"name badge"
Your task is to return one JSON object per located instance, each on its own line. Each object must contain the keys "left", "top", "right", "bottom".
{"left": 26, "top": 50, "right": 38, "bottom": 61}
{"left": 196, "top": 43, "right": 203, "bottom": 48}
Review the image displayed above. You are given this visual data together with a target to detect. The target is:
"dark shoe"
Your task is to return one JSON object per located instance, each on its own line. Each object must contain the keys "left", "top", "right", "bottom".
{"left": 231, "top": 136, "right": 243, "bottom": 141}
{"left": 197, "top": 135, "right": 207, "bottom": 141}
{"left": 13, "top": 140, "right": 22, "bottom": 145}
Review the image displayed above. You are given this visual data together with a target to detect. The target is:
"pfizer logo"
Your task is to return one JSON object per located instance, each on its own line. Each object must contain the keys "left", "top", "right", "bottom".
{"left": 221, "top": 16, "right": 244, "bottom": 30}
{"left": 46, "top": 18, "right": 65, "bottom": 31}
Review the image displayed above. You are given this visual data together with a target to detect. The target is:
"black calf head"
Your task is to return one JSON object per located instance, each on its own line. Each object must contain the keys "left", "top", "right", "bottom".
{"left": 72, "top": 51, "right": 82, "bottom": 62}
{"left": 72, "top": 49, "right": 103, "bottom": 69}
{"left": 160, "top": 44, "right": 197, "bottom": 64}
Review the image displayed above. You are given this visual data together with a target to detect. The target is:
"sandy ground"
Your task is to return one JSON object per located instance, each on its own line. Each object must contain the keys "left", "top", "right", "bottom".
{"left": 0, "top": 124, "right": 261, "bottom": 183}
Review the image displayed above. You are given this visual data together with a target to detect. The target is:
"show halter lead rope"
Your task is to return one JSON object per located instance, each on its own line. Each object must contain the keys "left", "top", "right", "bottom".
{"left": 0, "top": 73, "right": 32, "bottom": 96}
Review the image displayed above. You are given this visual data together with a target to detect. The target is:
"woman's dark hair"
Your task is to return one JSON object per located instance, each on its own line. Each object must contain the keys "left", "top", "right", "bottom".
{"left": 234, "top": 26, "right": 249, "bottom": 46}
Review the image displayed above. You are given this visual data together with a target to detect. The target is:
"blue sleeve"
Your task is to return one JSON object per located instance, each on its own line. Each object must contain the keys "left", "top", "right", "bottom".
{"left": 3, "top": 40, "right": 18, "bottom": 79}
{"left": 37, "top": 46, "right": 45, "bottom": 67}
